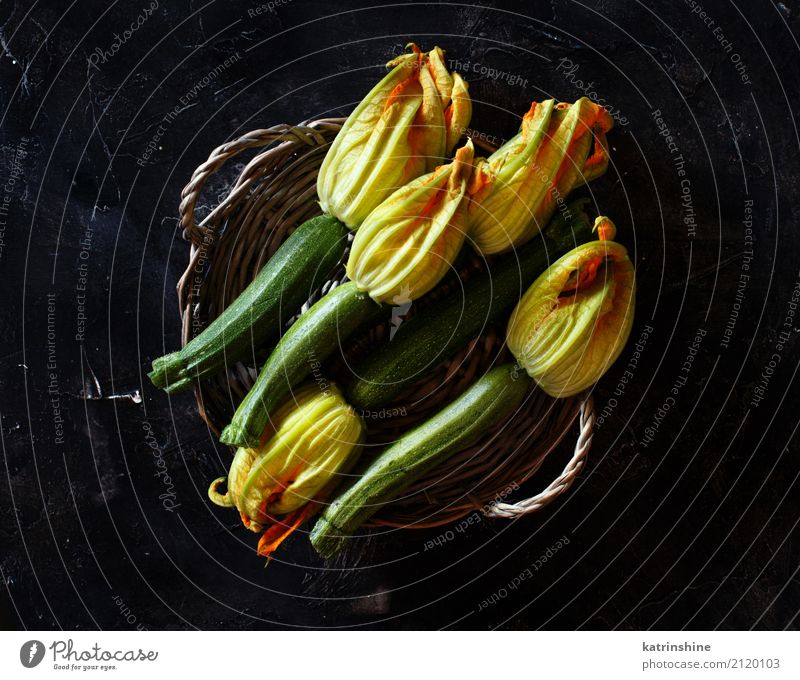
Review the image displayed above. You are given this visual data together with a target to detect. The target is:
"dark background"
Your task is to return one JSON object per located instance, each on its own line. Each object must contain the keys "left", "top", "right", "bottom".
{"left": 1, "top": 0, "right": 798, "bottom": 630}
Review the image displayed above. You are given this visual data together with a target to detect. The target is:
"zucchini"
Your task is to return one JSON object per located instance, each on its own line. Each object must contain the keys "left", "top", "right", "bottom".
{"left": 148, "top": 214, "right": 349, "bottom": 394}
{"left": 219, "top": 281, "right": 388, "bottom": 447}
{"left": 310, "top": 363, "right": 531, "bottom": 557}
{"left": 345, "top": 200, "right": 592, "bottom": 410}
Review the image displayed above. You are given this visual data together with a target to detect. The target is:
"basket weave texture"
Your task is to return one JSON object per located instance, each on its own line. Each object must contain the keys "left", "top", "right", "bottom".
{"left": 176, "top": 118, "right": 595, "bottom": 528}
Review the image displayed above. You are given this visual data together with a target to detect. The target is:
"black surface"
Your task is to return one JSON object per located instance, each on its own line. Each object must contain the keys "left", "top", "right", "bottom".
{"left": 1, "top": 0, "right": 799, "bottom": 630}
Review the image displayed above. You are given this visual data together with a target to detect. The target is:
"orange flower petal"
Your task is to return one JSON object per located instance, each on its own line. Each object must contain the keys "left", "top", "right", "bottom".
{"left": 256, "top": 502, "right": 319, "bottom": 560}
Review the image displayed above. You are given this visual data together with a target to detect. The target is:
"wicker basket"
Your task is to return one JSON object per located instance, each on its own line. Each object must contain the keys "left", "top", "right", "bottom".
{"left": 176, "top": 118, "right": 595, "bottom": 529}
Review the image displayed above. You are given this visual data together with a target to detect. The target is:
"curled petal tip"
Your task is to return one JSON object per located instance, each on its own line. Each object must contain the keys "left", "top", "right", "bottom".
{"left": 444, "top": 73, "right": 472, "bottom": 153}
{"left": 208, "top": 476, "right": 233, "bottom": 507}
{"left": 451, "top": 139, "right": 475, "bottom": 173}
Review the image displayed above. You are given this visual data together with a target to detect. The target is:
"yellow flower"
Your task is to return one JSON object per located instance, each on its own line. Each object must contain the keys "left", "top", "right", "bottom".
{"left": 208, "top": 383, "right": 365, "bottom": 558}
{"left": 346, "top": 140, "right": 475, "bottom": 303}
{"left": 507, "top": 219, "right": 635, "bottom": 397}
{"left": 468, "top": 97, "right": 613, "bottom": 254}
{"left": 317, "top": 44, "right": 472, "bottom": 229}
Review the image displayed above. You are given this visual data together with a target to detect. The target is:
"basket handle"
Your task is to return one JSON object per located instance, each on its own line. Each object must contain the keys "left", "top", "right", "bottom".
{"left": 484, "top": 395, "right": 595, "bottom": 518}
{"left": 174, "top": 120, "right": 344, "bottom": 331}
{"left": 178, "top": 122, "right": 340, "bottom": 244}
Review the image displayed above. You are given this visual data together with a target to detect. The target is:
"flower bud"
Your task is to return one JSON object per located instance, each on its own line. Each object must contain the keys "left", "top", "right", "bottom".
{"left": 209, "top": 383, "right": 365, "bottom": 557}
{"left": 318, "top": 44, "right": 472, "bottom": 229}
{"left": 346, "top": 140, "right": 475, "bottom": 303}
{"left": 468, "top": 97, "right": 613, "bottom": 254}
{"left": 507, "top": 222, "right": 635, "bottom": 397}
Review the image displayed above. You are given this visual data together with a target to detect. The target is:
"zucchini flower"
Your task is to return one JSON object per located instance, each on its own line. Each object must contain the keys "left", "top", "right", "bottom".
{"left": 467, "top": 97, "right": 613, "bottom": 255}
{"left": 318, "top": 44, "right": 472, "bottom": 229}
{"left": 507, "top": 217, "right": 635, "bottom": 397}
{"left": 346, "top": 140, "right": 475, "bottom": 303}
{"left": 208, "top": 383, "right": 365, "bottom": 558}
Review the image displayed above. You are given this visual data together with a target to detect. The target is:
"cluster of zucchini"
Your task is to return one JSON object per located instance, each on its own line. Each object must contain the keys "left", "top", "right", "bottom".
{"left": 148, "top": 43, "right": 635, "bottom": 559}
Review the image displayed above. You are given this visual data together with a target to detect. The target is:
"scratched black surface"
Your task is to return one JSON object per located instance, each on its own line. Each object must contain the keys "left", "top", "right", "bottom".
{"left": 1, "top": 0, "right": 798, "bottom": 631}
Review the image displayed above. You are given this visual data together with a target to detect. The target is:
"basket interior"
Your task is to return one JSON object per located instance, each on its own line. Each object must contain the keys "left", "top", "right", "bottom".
{"left": 177, "top": 120, "right": 585, "bottom": 528}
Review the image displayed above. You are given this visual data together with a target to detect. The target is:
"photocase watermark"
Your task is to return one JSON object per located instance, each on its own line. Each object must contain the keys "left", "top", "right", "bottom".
{"left": 20, "top": 640, "right": 45, "bottom": 668}
{"left": 189, "top": 230, "right": 217, "bottom": 336}
{"left": 684, "top": 0, "right": 751, "bottom": 85}
{"left": 112, "top": 594, "right": 148, "bottom": 631}
{"left": 0, "top": 136, "right": 28, "bottom": 264}
{"left": 141, "top": 421, "right": 180, "bottom": 512}
{"left": 422, "top": 482, "right": 520, "bottom": 551}
{"left": 74, "top": 221, "right": 94, "bottom": 343}
{"left": 750, "top": 271, "right": 800, "bottom": 408}
{"left": 448, "top": 58, "right": 529, "bottom": 88}
{"left": 554, "top": 58, "right": 629, "bottom": 126}
{"left": 308, "top": 349, "right": 333, "bottom": 398}
{"left": 87, "top": 1, "right": 159, "bottom": 70}
{"left": 523, "top": 158, "right": 578, "bottom": 227}
{"left": 389, "top": 285, "right": 412, "bottom": 340}
{"left": 357, "top": 405, "right": 407, "bottom": 421}
{"left": 307, "top": 343, "right": 406, "bottom": 419}
{"left": 652, "top": 109, "right": 696, "bottom": 239}
{"left": 47, "top": 639, "right": 158, "bottom": 671}
{"left": 639, "top": 327, "right": 706, "bottom": 448}
{"left": 247, "top": 0, "right": 292, "bottom": 18}
{"left": 449, "top": 121, "right": 507, "bottom": 152}
{"left": 477, "top": 535, "right": 571, "bottom": 611}
{"left": 136, "top": 51, "right": 242, "bottom": 166}
{"left": 46, "top": 292, "right": 65, "bottom": 446}
{"left": 720, "top": 199, "right": 754, "bottom": 350}
{"left": 595, "top": 323, "right": 654, "bottom": 429}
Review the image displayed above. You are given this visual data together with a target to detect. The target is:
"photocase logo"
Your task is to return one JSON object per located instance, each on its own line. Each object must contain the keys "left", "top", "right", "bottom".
{"left": 389, "top": 285, "right": 413, "bottom": 340}
{"left": 20, "top": 640, "right": 45, "bottom": 668}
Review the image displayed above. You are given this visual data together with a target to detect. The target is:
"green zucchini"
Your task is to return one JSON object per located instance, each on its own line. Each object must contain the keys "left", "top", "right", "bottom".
{"left": 345, "top": 200, "right": 592, "bottom": 410}
{"left": 148, "top": 214, "right": 349, "bottom": 394}
{"left": 310, "top": 363, "right": 531, "bottom": 557}
{"left": 219, "top": 281, "right": 388, "bottom": 447}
